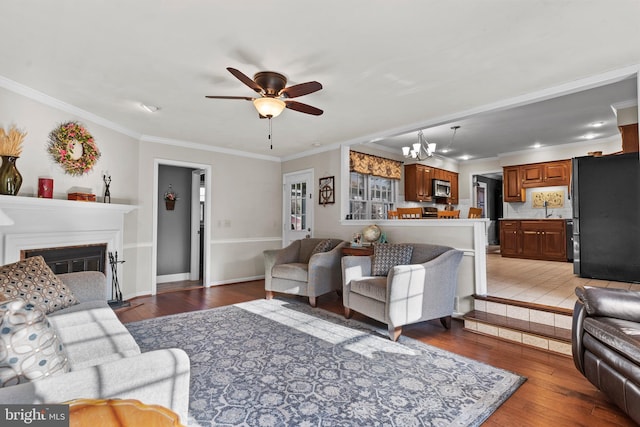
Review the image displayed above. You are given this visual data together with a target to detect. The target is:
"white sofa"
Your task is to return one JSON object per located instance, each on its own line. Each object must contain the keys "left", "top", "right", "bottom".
{"left": 0, "top": 271, "right": 191, "bottom": 423}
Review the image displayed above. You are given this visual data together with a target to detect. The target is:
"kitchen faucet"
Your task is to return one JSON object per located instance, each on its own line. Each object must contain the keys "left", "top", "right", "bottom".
{"left": 544, "top": 201, "right": 553, "bottom": 218}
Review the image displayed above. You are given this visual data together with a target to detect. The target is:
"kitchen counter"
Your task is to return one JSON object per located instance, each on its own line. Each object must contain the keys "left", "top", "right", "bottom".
{"left": 499, "top": 218, "right": 569, "bottom": 262}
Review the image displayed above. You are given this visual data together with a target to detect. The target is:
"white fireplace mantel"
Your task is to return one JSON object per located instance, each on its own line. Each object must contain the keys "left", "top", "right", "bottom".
{"left": 0, "top": 195, "right": 137, "bottom": 298}
{"left": 0, "top": 195, "right": 136, "bottom": 218}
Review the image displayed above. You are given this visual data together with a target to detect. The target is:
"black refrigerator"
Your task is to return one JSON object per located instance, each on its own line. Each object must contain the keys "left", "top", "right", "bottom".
{"left": 572, "top": 152, "right": 640, "bottom": 283}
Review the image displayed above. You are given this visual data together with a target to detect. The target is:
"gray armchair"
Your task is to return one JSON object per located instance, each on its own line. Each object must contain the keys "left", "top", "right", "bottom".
{"left": 342, "top": 243, "right": 463, "bottom": 341}
{"left": 264, "top": 238, "right": 346, "bottom": 307}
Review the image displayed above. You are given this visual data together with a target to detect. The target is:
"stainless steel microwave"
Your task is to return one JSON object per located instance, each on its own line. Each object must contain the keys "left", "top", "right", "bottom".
{"left": 433, "top": 179, "right": 451, "bottom": 197}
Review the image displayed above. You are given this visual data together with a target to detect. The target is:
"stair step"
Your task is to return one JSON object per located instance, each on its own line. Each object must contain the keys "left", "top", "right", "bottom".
{"left": 464, "top": 310, "right": 571, "bottom": 342}
{"left": 464, "top": 296, "right": 574, "bottom": 357}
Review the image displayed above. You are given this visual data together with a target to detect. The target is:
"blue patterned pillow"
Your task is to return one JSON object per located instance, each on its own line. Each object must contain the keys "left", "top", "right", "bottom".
{"left": 372, "top": 243, "right": 413, "bottom": 276}
{"left": 0, "top": 299, "right": 70, "bottom": 387}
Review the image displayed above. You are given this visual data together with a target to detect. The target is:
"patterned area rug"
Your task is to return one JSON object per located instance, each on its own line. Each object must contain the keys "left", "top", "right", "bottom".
{"left": 126, "top": 299, "right": 525, "bottom": 426}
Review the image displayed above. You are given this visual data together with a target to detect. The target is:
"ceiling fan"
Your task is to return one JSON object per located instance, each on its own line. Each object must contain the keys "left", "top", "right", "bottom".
{"left": 206, "top": 67, "right": 323, "bottom": 118}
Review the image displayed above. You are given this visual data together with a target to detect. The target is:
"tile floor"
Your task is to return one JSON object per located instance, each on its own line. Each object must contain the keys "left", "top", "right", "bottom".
{"left": 486, "top": 253, "right": 640, "bottom": 309}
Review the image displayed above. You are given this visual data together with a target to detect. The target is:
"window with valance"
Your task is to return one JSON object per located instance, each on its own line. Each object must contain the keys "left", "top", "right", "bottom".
{"left": 348, "top": 151, "right": 401, "bottom": 220}
{"left": 349, "top": 151, "right": 402, "bottom": 180}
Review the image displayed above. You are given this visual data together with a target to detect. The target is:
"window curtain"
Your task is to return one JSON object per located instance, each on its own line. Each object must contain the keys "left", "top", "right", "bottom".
{"left": 349, "top": 151, "right": 402, "bottom": 180}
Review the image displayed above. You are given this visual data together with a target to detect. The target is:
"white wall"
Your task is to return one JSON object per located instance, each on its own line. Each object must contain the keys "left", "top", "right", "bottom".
{"left": 0, "top": 85, "right": 284, "bottom": 298}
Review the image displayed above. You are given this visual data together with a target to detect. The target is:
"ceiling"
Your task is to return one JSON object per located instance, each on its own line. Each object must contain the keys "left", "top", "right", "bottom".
{"left": 1, "top": 1, "right": 639, "bottom": 160}
{"left": 376, "top": 77, "right": 637, "bottom": 161}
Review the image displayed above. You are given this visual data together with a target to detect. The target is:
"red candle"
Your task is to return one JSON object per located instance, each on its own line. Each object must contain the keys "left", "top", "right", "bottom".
{"left": 38, "top": 178, "right": 53, "bottom": 198}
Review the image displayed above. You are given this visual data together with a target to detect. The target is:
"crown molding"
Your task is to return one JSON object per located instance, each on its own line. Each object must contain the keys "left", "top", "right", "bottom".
{"left": 0, "top": 75, "right": 141, "bottom": 140}
{"left": 140, "top": 135, "right": 281, "bottom": 162}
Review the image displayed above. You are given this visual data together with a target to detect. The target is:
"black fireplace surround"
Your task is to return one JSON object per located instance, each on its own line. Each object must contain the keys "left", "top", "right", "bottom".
{"left": 22, "top": 244, "right": 107, "bottom": 275}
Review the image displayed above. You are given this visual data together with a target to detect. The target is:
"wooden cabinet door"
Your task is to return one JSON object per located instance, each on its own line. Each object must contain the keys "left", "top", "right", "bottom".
{"left": 520, "top": 221, "right": 541, "bottom": 257}
{"left": 449, "top": 171, "right": 459, "bottom": 204}
{"left": 404, "top": 164, "right": 432, "bottom": 202}
{"left": 404, "top": 164, "right": 420, "bottom": 201}
{"left": 539, "top": 221, "right": 566, "bottom": 260}
{"left": 418, "top": 166, "right": 433, "bottom": 201}
{"left": 543, "top": 160, "right": 570, "bottom": 186}
{"left": 521, "top": 164, "right": 544, "bottom": 187}
{"left": 500, "top": 221, "right": 520, "bottom": 256}
{"left": 503, "top": 166, "right": 524, "bottom": 202}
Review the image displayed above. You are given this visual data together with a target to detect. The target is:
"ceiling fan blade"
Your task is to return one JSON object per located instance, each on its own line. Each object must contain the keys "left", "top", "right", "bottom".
{"left": 205, "top": 95, "right": 254, "bottom": 101}
{"left": 285, "top": 100, "right": 323, "bottom": 116}
{"left": 227, "top": 67, "right": 263, "bottom": 93}
{"left": 280, "top": 81, "right": 322, "bottom": 98}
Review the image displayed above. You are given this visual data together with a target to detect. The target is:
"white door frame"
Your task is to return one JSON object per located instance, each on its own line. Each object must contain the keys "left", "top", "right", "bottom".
{"left": 152, "top": 159, "right": 212, "bottom": 295}
{"left": 282, "top": 169, "right": 314, "bottom": 247}
{"left": 190, "top": 170, "right": 204, "bottom": 281}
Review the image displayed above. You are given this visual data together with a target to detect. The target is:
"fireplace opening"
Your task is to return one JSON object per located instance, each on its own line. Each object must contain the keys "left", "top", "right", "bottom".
{"left": 22, "top": 244, "right": 107, "bottom": 275}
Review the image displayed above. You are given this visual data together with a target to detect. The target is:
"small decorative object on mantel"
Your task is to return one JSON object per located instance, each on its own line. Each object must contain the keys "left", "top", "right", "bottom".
{"left": 0, "top": 124, "right": 27, "bottom": 196}
{"left": 47, "top": 121, "right": 101, "bottom": 176}
{"left": 68, "top": 192, "right": 96, "bottom": 202}
{"left": 103, "top": 174, "right": 111, "bottom": 203}
{"left": 38, "top": 177, "right": 54, "bottom": 198}
{"left": 318, "top": 176, "right": 335, "bottom": 205}
{"left": 164, "top": 185, "right": 178, "bottom": 210}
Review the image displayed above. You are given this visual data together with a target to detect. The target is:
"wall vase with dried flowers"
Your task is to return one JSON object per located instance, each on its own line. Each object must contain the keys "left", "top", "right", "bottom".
{"left": 0, "top": 125, "right": 27, "bottom": 196}
{"left": 164, "top": 185, "right": 178, "bottom": 210}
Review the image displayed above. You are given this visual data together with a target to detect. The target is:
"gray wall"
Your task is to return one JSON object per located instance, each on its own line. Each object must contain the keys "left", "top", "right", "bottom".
{"left": 157, "top": 165, "right": 195, "bottom": 275}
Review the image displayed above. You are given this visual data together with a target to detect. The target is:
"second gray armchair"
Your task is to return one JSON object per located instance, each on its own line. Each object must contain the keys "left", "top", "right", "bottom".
{"left": 342, "top": 243, "right": 463, "bottom": 341}
{"left": 264, "top": 238, "right": 346, "bottom": 307}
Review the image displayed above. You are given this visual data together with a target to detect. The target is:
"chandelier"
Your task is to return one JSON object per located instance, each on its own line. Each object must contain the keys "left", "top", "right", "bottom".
{"left": 402, "top": 130, "right": 436, "bottom": 160}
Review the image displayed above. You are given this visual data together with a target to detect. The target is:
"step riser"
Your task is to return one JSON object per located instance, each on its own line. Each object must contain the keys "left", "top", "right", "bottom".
{"left": 464, "top": 319, "right": 572, "bottom": 357}
{"left": 475, "top": 299, "right": 573, "bottom": 330}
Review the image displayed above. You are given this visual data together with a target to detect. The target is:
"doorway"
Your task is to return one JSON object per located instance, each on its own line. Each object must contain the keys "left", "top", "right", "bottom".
{"left": 282, "top": 169, "right": 314, "bottom": 247}
{"left": 153, "top": 160, "right": 211, "bottom": 295}
{"left": 473, "top": 173, "right": 503, "bottom": 246}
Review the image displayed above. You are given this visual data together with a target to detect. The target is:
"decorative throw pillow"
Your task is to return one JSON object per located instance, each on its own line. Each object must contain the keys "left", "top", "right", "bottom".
{"left": 372, "top": 243, "right": 414, "bottom": 276}
{"left": 311, "top": 239, "right": 334, "bottom": 256}
{"left": 0, "top": 299, "right": 70, "bottom": 387}
{"left": 0, "top": 256, "right": 78, "bottom": 314}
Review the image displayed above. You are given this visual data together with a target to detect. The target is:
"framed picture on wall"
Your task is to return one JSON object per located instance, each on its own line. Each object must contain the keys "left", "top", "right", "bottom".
{"left": 319, "top": 176, "right": 335, "bottom": 205}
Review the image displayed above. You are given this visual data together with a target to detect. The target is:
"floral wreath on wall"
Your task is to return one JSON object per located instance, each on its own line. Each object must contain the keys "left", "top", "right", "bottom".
{"left": 47, "top": 121, "right": 101, "bottom": 176}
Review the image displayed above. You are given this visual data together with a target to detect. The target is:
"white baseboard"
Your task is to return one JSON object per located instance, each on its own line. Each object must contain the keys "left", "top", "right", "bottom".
{"left": 209, "top": 275, "right": 265, "bottom": 286}
{"left": 156, "top": 273, "right": 190, "bottom": 284}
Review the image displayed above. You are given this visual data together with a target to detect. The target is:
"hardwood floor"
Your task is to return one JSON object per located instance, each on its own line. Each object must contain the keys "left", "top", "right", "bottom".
{"left": 117, "top": 281, "right": 635, "bottom": 426}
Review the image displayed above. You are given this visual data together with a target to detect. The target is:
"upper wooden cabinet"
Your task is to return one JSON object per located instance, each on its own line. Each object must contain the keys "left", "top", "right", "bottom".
{"left": 404, "top": 164, "right": 458, "bottom": 204}
{"left": 404, "top": 164, "right": 433, "bottom": 202}
{"left": 543, "top": 160, "right": 570, "bottom": 186}
{"left": 521, "top": 164, "right": 544, "bottom": 187}
{"left": 504, "top": 159, "right": 571, "bottom": 202}
{"left": 503, "top": 166, "right": 525, "bottom": 202}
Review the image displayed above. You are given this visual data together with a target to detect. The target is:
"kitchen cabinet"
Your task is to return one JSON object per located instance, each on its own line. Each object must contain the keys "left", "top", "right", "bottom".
{"left": 521, "top": 164, "right": 544, "bottom": 187}
{"left": 543, "top": 161, "right": 570, "bottom": 186}
{"left": 503, "top": 159, "right": 571, "bottom": 201}
{"left": 499, "top": 220, "right": 520, "bottom": 256}
{"left": 520, "top": 160, "right": 570, "bottom": 188}
{"left": 448, "top": 171, "right": 459, "bottom": 205}
{"left": 620, "top": 123, "right": 639, "bottom": 153}
{"left": 503, "top": 166, "right": 525, "bottom": 202}
{"left": 404, "top": 164, "right": 433, "bottom": 202}
{"left": 405, "top": 164, "right": 459, "bottom": 204}
{"left": 499, "top": 219, "right": 567, "bottom": 261}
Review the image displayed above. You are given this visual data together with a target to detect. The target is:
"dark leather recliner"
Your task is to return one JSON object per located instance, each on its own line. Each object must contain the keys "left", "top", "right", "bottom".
{"left": 572, "top": 286, "right": 640, "bottom": 424}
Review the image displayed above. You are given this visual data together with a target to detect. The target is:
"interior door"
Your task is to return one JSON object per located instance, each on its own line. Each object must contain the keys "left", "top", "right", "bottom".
{"left": 283, "top": 170, "right": 313, "bottom": 247}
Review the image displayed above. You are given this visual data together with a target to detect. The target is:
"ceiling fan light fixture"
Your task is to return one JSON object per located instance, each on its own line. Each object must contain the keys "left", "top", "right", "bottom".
{"left": 253, "top": 97, "right": 286, "bottom": 118}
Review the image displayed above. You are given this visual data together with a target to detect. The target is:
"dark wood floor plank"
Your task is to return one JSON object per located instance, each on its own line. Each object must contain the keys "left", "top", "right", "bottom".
{"left": 116, "top": 281, "right": 635, "bottom": 426}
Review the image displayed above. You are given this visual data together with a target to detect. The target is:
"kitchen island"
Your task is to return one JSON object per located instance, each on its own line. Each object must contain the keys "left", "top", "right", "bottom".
{"left": 499, "top": 218, "right": 570, "bottom": 262}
